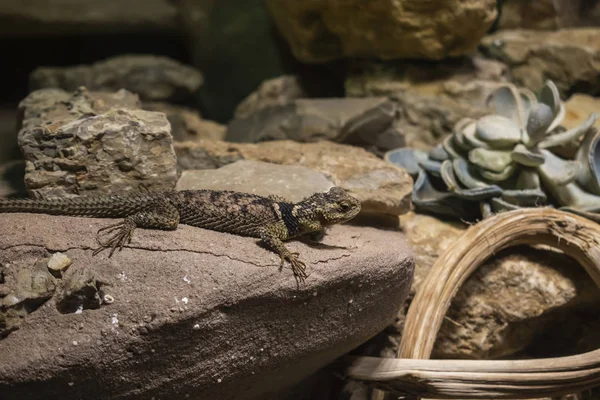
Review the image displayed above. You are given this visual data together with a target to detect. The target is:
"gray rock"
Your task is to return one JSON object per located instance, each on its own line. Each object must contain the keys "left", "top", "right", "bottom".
{"left": 234, "top": 75, "right": 307, "bottom": 120}
{"left": 143, "top": 102, "right": 226, "bottom": 142}
{"left": 176, "top": 160, "right": 334, "bottom": 203}
{"left": 0, "top": 0, "right": 179, "bottom": 36}
{"left": 226, "top": 98, "right": 404, "bottom": 154}
{"left": 265, "top": 0, "right": 497, "bottom": 62}
{"left": 0, "top": 213, "right": 414, "bottom": 400}
{"left": 18, "top": 87, "right": 177, "bottom": 198}
{"left": 174, "top": 140, "right": 413, "bottom": 216}
{"left": 481, "top": 28, "right": 600, "bottom": 96}
{"left": 30, "top": 55, "right": 203, "bottom": 103}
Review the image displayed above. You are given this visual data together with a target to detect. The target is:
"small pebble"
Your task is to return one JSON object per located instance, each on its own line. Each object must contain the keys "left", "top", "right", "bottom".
{"left": 193, "top": 324, "right": 200, "bottom": 330}
{"left": 103, "top": 294, "right": 115, "bottom": 304}
{"left": 47, "top": 253, "right": 72, "bottom": 271}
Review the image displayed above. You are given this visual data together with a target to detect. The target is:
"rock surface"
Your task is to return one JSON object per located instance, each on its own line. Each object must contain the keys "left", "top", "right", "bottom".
{"left": 0, "top": 213, "right": 414, "bottom": 400}
{"left": 563, "top": 94, "right": 600, "bottom": 129}
{"left": 496, "top": 0, "right": 600, "bottom": 30}
{"left": 143, "top": 102, "right": 226, "bottom": 142}
{"left": 226, "top": 97, "right": 405, "bottom": 153}
{"left": 481, "top": 28, "right": 600, "bottom": 96}
{"left": 265, "top": 0, "right": 497, "bottom": 62}
{"left": 234, "top": 75, "right": 307, "bottom": 119}
{"left": 398, "top": 212, "right": 600, "bottom": 359}
{"left": 174, "top": 140, "right": 413, "bottom": 216}
{"left": 177, "top": 161, "right": 334, "bottom": 203}
{"left": 0, "top": 0, "right": 180, "bottom": 36}
{"left": 18, "top": 87, "right": 177, "bottom": 198}
{"left": 30, "top": 55, "right": 203, "bottom": 103}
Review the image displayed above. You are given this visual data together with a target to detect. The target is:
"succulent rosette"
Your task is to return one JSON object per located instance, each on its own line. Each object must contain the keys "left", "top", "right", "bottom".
{"left": 386, "top": 80, "right": 600, "bottom": 221}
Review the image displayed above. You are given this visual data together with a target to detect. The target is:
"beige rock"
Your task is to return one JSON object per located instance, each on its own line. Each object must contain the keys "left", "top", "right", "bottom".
{"left": 175, "top": 140, "right": 413, "bottom": 216}
{"left": 0, "top": 213, "right": 414, "bottom": 399}
{"left": 234, "top": 75, "right": 307, "bottom": 119}
{"left": 143, "top": 102, "right": 226, "bottom": 142}
{"left": 481, "top": 28, "right": 600, "bottom": 96}
{"left": 176, "top": 160, "right": 334, "bottom": 203}
{"left": 265, "top": 0, "right": 497, "bottom": 62}
{"left": 18, "top": 87, "right": 177, "bottom": 198}
{"left": 397, "top": 212, "right": 600, "bottom": 359}
{"left": 563, "top": 94, "right": 600, "bottom": 130}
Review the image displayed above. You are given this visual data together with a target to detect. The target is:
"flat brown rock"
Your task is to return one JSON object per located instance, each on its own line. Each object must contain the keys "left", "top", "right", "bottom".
{"left": 0, "top": 213, "right": 414, "bottom": 400}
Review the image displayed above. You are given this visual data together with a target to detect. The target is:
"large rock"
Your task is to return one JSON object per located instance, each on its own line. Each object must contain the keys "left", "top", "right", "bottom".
{"left": 0, "top": 213, "right": 414, "bottom": 400}
{"left": 265, "top": 0, "right": 497, "bottom": 62}
{"left": 481, "top": 28, "right": 600, "bottom": 96}
{"left": 496, "top": 0, "right": 600, "bottom": 30}
{"left": 174, "top": 140, "right": 413, "bottom": 216}
{"left": 345, "top": 56, "right": 508, "bottom": 150}
{"left": 18, "top": 87, "right": 177, "bottom": 198}
{"left": 398, "top": 212, "right": 600, "bottom": 359}
{"left": 234, "top": 75, "right": 307, "bottom": 119}
{"left": 143, "top": 102, "right": 226, "bottom": 142}
{"left": 30, "top": 55, "right": 203, "bottom": 103}
{"left": 177, "top": 160, "right": 334, "bottom": 203}
{"left": 0, "top": 0, "right": 179, "bottom": 36}
{"left": 226, "top": 98, "right": 405, "bottom": 154}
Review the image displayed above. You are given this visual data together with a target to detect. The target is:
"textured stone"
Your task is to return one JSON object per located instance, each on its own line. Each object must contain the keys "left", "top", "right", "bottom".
{"left": 18, "top": 87, "right": 177, "bottom": 198}
{"left": 481, "top": 28, "right": 600, "bottom": 96}
{"left": 143, "top": 102, "right": 226, "bottom": 142}
{"left": 234, "top": 75, "right": 307, "bottom": 119}
{"left": 265, "top": 0, "right": 497, "bottom": 62}
{"left": 497, "top": 0, "right": 600, "bottom": 31}
{"left": 174, "top": 140, "right": 413, "bottom": 216}
{"left": 0, "top": 213, "right": 414, "bottom": 400}
{"left": 398, "top": 212, "right": 600, "bottom": 359}
{"left": 346, "top": 56, "right": 508, "bottom": 98}
{"left": 30, "top": 55, "right": 203, "bottom": 103}
{"left": 345, "top": 56, "right": 508, "bottom": 150}
{"left": 226, "top": 97, "right": 405, "bottom": 153}
{"left": 176, "top": 160, "right": 334, "bottom": 203}
{"left": 0, "top": 0, "right": 179, "bottom": 36}
{"left": 563, "top": 94, "right": 600, "bottom": 129}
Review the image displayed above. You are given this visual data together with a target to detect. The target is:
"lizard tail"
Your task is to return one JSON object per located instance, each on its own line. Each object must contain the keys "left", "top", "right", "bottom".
{"left": 0, "top": 194, "right": 149, "bottom": 218}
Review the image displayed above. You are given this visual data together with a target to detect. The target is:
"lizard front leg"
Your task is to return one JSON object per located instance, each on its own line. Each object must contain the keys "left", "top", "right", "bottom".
{"left": 94, "top": 200, "right": 180, "bottom": 257}
{"left": 260, "top": 231, "right": 308, "bottom": 288}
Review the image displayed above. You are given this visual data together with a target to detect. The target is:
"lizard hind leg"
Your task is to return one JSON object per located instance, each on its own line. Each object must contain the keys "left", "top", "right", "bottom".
{"left": 93, "top": 200, "right": 180, "bottom": 257}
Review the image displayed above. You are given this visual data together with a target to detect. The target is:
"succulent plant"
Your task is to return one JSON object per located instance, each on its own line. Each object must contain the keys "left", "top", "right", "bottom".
{"left": 386, "top": 80, "right": 600, "bottom": 222}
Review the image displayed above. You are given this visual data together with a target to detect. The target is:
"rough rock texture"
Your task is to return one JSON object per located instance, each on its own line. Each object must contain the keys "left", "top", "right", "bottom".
{"left": 345, "top": 56, "right": 508, "bottom": 98}
{"left": 265, "top": 0, "right": 497, "bottom": 62}
{"left": 481, "top": 28, "right": 600, "bottom": 96}
{"left": 143, "top": 102, "right": 226, "bottom": 142}
{"left": 399, "top": 212, "right": 600, "bottom": 359}
{"left": 234, "top": 75, "right": 307, "bottom": 119}
{"left": 18, "top": 87, "right": 177, "bottom": 198}
{"left": 0, "top": 0, "right": 179, "bottom": 36}
{"left": 30, "top": 55, "right": 203, "bottom": 103}
{"left": 497, "top": 0, "right": 600, "bottom": 30}
{"left": 177, "top": 161, "right": 334, "bottom": 203}
{"left": 0, "top": 213, "right": 414, "bottom": 400}
{"left": 174, "top": 140, "right": 413, "bottom": 216}
{"left": 226, "top": 98, "right": 405, "bottom": 153}
{"left": 345, "top": 56, "right": 508, "bottom": 150}
{"left": 563, "top": 94, "right": 600, "bottom": 129}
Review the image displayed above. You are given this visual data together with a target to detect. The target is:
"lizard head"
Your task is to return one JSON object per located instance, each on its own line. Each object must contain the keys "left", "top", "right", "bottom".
{"left": 309, "top": 186, "right": 361, "bottom": 225}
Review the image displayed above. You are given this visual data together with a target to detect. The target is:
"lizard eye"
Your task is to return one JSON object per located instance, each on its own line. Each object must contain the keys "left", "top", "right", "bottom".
{"left": 339, "top": 202, "right": 351, "bottom": 212}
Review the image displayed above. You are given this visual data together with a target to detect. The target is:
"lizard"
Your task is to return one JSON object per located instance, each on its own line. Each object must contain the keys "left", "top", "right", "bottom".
{"left": 0, "top": 187, "right": 361, "bottom": 286}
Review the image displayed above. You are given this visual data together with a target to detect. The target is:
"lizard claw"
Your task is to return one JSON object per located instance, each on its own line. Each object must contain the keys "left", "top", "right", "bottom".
{"left": 93, "top": 221, "right": 136, "bottom": 257}
{"left": 279, "top": 252, "right": 308, "bottom": 288}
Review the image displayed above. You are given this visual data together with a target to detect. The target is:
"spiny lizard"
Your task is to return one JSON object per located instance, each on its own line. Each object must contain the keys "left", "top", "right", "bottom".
{"left": 0, "top": 187, "right": 361, "bottom": 286}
